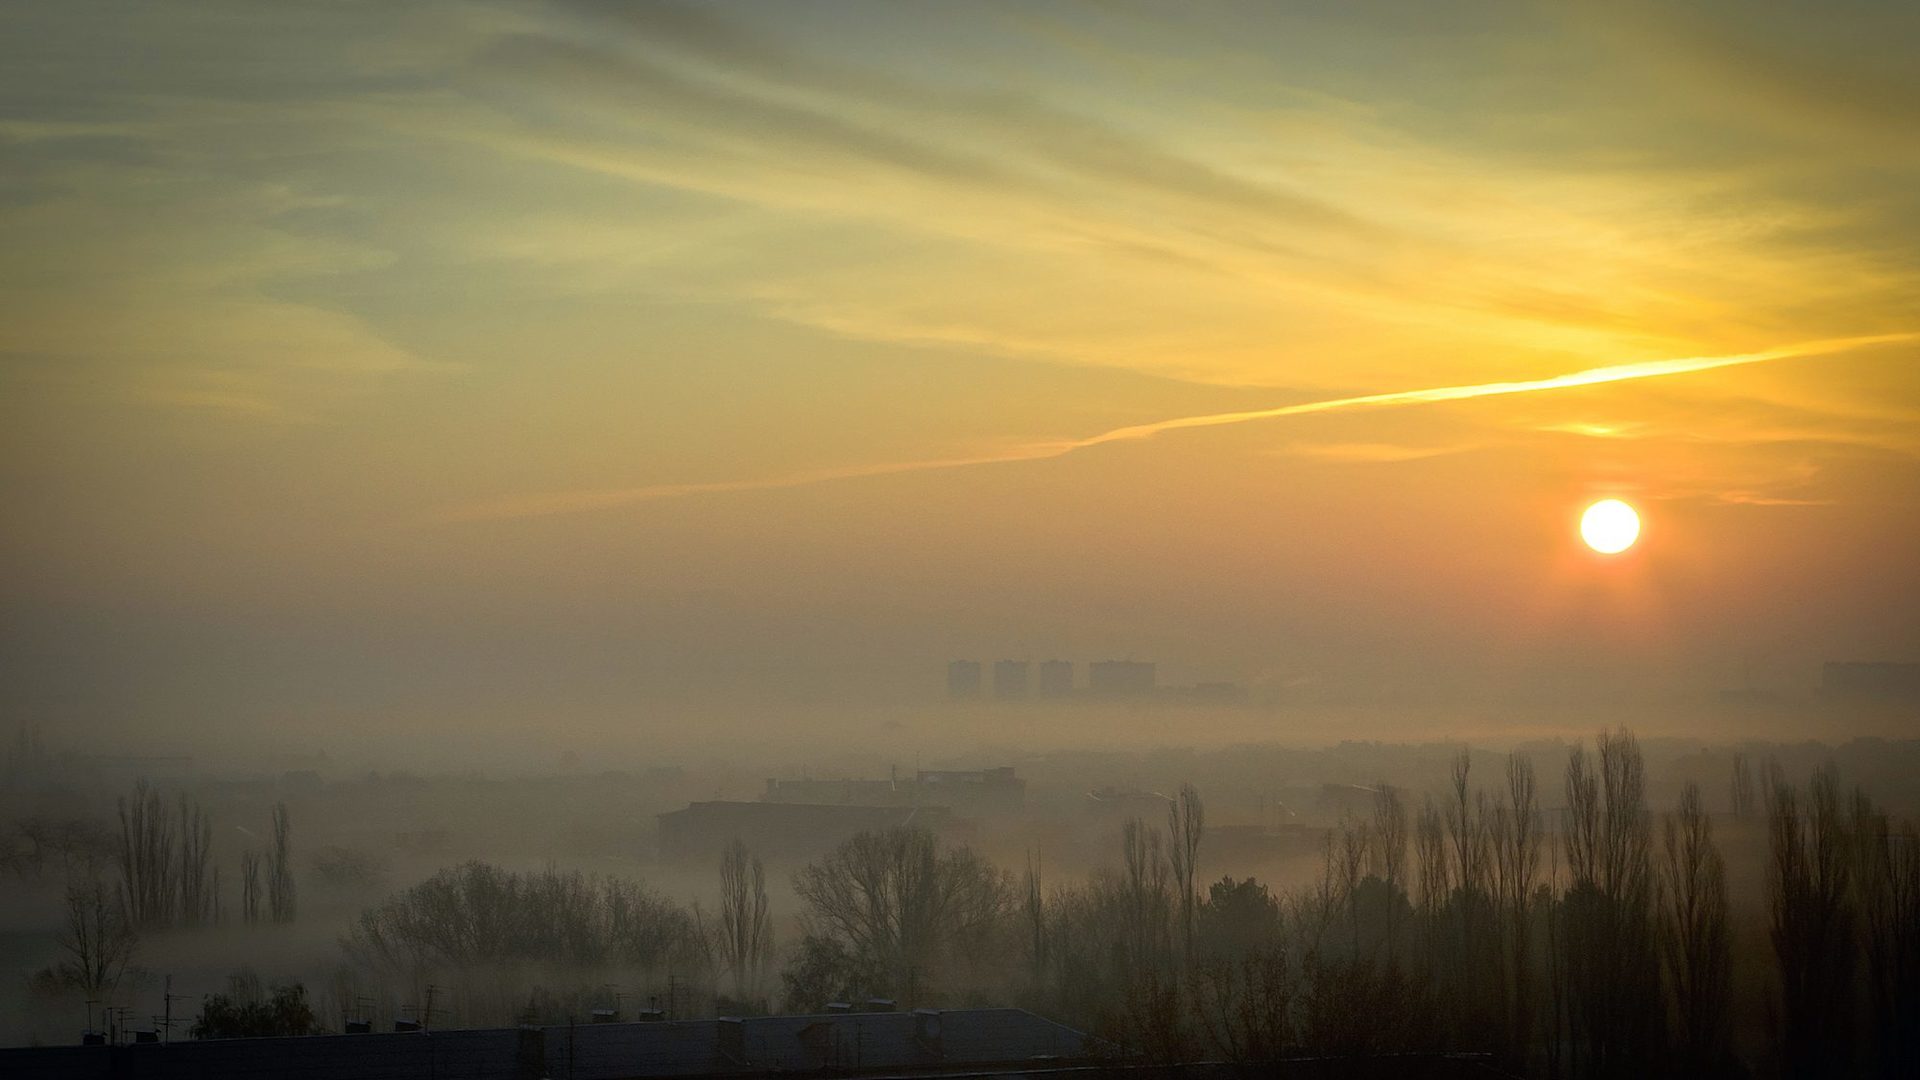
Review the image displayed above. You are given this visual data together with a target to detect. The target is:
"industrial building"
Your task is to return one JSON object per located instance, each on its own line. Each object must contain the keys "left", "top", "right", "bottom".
{"left": 760, "top": 766, "right": 1026, "bottom": 816}
{"left": 656, "top": 801, "right": 952, "bottom": 863}
{"left": 1822, "top": 660, "right": 1920, "bottom": 701}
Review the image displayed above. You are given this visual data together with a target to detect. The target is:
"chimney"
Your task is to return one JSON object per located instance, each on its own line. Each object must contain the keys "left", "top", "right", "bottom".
{"left": 913, "top": 1009, "right": 944, "bottom": 1059}
{"left": 717, "top": 1016, "right": 746, "bottom": 1064}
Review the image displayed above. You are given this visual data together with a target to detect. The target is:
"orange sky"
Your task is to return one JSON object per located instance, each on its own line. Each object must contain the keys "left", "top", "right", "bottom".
{"left": 2, "top": 1, "right": 1916, "bottom": 743}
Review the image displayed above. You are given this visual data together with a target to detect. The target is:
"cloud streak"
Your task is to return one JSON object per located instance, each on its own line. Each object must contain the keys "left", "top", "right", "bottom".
{"left": 432, "top": 331, "right": 1914, "bottom": 524}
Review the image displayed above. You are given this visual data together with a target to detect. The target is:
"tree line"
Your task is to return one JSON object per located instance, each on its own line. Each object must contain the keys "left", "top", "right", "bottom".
{"left": 29, "top": 780, "right": 300, "bottom": 1007}
{"left": 323, "top": 730, "right": 1916, "bottom": 1075}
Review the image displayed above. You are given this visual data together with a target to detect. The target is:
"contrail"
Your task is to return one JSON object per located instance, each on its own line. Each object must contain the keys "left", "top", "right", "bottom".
{"left": 433, "top": 331, "right": 1913, "bottom": 523}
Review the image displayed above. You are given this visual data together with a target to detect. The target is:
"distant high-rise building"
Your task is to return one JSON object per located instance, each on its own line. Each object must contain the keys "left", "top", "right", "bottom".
{"left": 1089, "top": 660, "right": 1156, "bottom": 696}
{"left": 1038, "top": 660, "right": 1074, "bottom": 696}
{"left": 992, "top": 660, "right": 1031, "bottom": 699}
{"left": 1822, "top": 661, "right": 1920, "bottom": 701}
{"left": 947, "top": 660, "right": 983, "bottom": 698}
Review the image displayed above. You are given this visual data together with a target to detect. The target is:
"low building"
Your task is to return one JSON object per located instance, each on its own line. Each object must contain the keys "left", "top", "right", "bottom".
{"left": 1038, "top": 660, "right": 1075, "bottom": 696}
{"left": 657, "top": 801, "right": 952, "bottom": 863}
{"left": 1083, "top": 786, "right": 1173, "bottom": 824}
{"left": 1, "top": 1008, "right": 1099, "bottom": 1080}
{"left": 761, "top": 767, "right": 1025, "bottom": 816}
{"left": 1088, "top": 660, "right": 1156, "bottom": 696}
{"left": 1822, "top": 660, "right": 1920, "bottom": 701}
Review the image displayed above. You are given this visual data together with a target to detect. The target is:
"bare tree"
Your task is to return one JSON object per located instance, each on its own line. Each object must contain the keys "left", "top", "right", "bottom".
{"left": 1564, "top": 745, "right": 1601, "bottom": 889}
{"left": 1767, "top": 762, "right": 1859, "bottom": 1077}
{"left": 1335, "top": 816, "right": 1371, "bottom": 959}
{"left": 117, "top": 779, "right": 176, "bottom": 930}
{"left": 1492, "top": 753, "right": 1541, "bottom": 1056}
{"left": 1494, "top": 755, "right": 1541, "bottom": 918}
{"left": 345, "top": 862, "right": 708, "bottom": 1024}
{"left": 715, "top": 839, "right": 771, "bottom": 1001}
{"left": 1560, "top": 730, "right": 1662, "bottom": 1076}
{"left": 56, "top": 878, "right": 137, "bottom": 997}
{"left": 1167, "top": 783, "right": 1204, "bottom": 964}
{"left": 1730, "top": 753, "right": 1756, "bottom": 819}
{"left": 1120, "top": 817, "right": 1174, "bottom": 977}
{"left": 1414, "top": 795, "right": 1449, "bottom": 982}
{"left": 1444, "top": 750, "right": 1495, "bottom": 1040}
{"left": 241, "top": 851, "right": 262, "bottom": 924}
{"left": 792, "top": 826, "right": 1011, "bottom": 1004}
{"left": 1660, "top": 782, "right": 1733, "bottom": 1074}
{"left": 1022, "top": 853, "right": 1046, "bottom": 988}
{"left": 1447, "top": 750, "right": 1491, "bottom": 901}
{"left": 177, "top": 795, "right": 213, "bottom": 928}
{"left": 267, "top": 803, "right": 296, "bottom": 923}
{"left": 1372, "top": 784, "right": 1408, "bottom": 965}
{"left": 1850, "top": 793, "right": 1918, "bottom": 1077}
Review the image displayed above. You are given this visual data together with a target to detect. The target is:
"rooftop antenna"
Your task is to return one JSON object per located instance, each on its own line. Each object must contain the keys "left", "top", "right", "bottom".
{"left": 160, "top": 975, "right": 190, "bottom": 1045}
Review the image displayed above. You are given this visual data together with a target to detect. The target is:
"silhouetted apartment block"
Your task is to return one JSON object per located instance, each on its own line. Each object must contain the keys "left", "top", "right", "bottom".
{"left": 1822, "top": 660, "right": 1920, "bottom": 701}
{"left": 992, "top": 659, "right": 1031, "bottom": 698}
{"left": 946, "top": 660, "right": 982, "bottom": 698}
{"left": 1038, "top": 659, "right": 1074, "bottom": 695}
{"left": 1088, "top": 659, "right": 1156, "bottom": 696}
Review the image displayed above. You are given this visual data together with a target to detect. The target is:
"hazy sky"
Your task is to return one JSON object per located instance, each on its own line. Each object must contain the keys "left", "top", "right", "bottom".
{"left": 3, "top": 1, "right": 1917, "bottom": 742}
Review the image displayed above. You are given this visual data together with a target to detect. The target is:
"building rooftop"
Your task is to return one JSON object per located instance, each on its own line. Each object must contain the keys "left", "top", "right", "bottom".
{"left": 2, "top": 1008, "right": 1096, "bottom": 1080}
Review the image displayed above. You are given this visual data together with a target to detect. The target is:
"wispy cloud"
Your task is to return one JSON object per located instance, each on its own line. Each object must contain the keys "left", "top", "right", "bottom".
{"left": 432, "top": 331, "right": 1914, "bottom": 524}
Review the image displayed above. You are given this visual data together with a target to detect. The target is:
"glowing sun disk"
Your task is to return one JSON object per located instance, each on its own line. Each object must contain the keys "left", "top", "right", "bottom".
{"left": 1581, "top": 499, "right": 1640, "bottom": 554}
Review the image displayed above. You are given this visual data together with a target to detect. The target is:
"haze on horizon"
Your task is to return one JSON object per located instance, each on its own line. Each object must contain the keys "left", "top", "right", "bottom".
{"left": 3, "top": 0, "right": 1918, "bottom": 751}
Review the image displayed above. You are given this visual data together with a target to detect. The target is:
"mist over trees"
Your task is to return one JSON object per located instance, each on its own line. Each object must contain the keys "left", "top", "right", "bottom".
{"left": 4, "top": 728, "right": 1917, "bottom": 1078}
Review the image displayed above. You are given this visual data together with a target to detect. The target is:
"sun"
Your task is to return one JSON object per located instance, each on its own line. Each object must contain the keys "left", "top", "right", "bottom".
{"left": 1580, "top": 498, "right": 1640, "bottom": 554}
